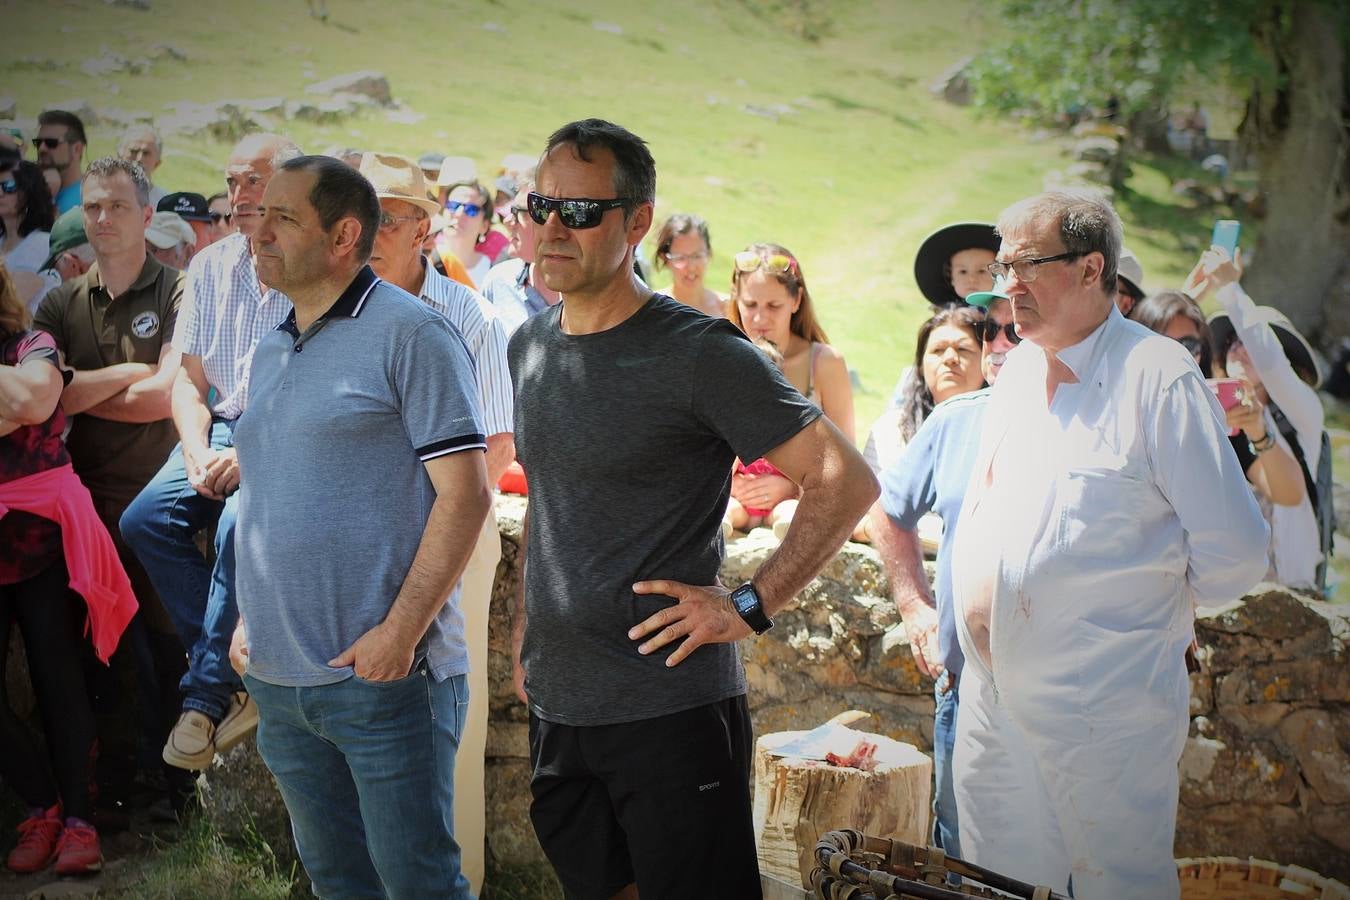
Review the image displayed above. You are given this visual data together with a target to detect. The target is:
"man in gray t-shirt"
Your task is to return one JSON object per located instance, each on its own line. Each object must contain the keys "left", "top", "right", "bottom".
{"left": 230, "top": 156, "right": 490, "bottom": 900}
{"left": 509, "top": 119, "right": 878, "bottom": 900}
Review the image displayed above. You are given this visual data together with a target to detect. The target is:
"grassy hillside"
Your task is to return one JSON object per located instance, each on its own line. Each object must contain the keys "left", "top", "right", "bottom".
{"left": 7, "top": 0, "right": 1231, "bottom": 432}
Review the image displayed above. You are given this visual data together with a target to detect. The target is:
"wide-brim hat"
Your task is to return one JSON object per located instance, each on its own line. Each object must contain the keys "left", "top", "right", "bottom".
{"left": 914, "top": 222, "right": 999, "bottom": 305}
{"left": 1117, "top": 246, "right": 1145, "bottom": 297}
{"left": 359, "top": 152, "right": 440, "bottom": 217}
{"left": 1208, "top": 306, "right": 1321, "bottom": 389}
{"left": 436, "top": 155, "right": 478, "bottom": 188}
{"left": 966, "top": 275, "right": 1010, "bottom": 310}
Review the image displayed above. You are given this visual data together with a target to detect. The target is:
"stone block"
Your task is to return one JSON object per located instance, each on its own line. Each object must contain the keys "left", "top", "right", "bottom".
{"left": 304, "top": 71, "right": 392, "bottom": 106}
{"left": 1278, "top": 709, "right": 1350, "bottom": 805}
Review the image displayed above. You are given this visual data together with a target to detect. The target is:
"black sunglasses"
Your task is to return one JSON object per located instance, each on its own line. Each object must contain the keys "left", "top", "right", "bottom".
{"left": 32, "top": 136, "right": 66, "bottom": 150}
{"left": 980, "top": 320, "right": 1021, "bottom": 345}
{"left": 209, "top": 211, "right": 232, "bottom": 224}
{"left": 526, "top": 192, "right": 630, "bottom": 230}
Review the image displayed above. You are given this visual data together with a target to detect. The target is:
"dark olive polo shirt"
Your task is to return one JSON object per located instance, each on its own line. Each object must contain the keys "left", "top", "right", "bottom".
{"left": 34, "top": 255, "right": 183, "bottom": 499}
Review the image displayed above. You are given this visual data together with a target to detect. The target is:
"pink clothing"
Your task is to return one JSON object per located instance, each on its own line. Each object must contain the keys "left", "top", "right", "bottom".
{"left": 0, "top": 464, "right": 138, "bottom": 663}
{"left": 735, "top": 457, "right": 787, "bottom": 517}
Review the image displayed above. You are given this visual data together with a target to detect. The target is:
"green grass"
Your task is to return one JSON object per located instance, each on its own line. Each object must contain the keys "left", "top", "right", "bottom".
{"left": 2, "top": 0, "right": 1217, "bottom": 431}
{"left": 101, "top": 813, "right": 300, "bottom": 899}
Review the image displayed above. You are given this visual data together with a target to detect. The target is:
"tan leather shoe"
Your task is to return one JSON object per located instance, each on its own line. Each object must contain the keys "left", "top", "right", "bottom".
{"left": 162, "top": 710, "right": 216, "bottom": 770}
{"left": 214, "top": 692, "right": 259, "bottom": 754}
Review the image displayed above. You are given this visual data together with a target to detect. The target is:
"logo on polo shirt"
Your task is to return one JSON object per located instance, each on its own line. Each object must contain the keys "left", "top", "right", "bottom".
{"left": 131, "top": 310, "right": 161, "bottom": 338}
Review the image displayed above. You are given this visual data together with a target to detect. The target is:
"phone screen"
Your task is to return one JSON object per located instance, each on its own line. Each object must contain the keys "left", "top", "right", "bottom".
{"left": 1212, "top": 219, "right": 1241, "bottom": 258}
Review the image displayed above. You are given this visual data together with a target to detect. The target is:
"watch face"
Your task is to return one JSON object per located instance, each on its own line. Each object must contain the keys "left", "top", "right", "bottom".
{"left": 733, "top": 585, "right": 757, "bottom": 615}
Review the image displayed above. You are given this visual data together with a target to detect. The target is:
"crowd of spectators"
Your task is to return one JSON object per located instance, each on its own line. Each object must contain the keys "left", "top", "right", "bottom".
{"left": 0, "top": 106, "right": 1333, "bottom": 895}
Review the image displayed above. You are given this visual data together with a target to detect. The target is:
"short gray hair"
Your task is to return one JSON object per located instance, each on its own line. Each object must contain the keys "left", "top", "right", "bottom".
{"left": 83, "top": 156, "right": 151, "bottom": 207}
{"left": 117, "top": 123, "right": 162, "bottom": 155}
{"left": 996, "top": 189, "right": 1122, "bottom": 296}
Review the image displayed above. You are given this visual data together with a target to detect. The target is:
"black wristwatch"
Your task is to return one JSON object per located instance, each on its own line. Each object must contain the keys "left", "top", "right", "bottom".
{"left": 730, "top": 582, "right": 774, "bottom": 635}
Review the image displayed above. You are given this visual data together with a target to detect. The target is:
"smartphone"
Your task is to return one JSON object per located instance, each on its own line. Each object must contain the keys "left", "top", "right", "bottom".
{"left": 1212, "top": 219, "right": 1241, "bottom": 259}
{"left": 1206, "top": 377, "right": 1245, "bottom": 436}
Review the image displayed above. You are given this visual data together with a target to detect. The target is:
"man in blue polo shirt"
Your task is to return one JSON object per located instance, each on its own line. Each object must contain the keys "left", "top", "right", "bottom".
{"left": 867, "top": 279, "right": 1018, "bottom": 860}
{"left": 230, "top": 155, "right": 490, "bottom": 899}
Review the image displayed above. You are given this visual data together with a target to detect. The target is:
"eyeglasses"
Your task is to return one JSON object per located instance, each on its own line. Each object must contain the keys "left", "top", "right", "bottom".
{"left": 0, "top": 179, "right": 16, "bottom": 195}
{"left": 1175, "top": 335, "right": 1203, "bottom": 359}
{"left": 733, "top": 250, "right": 797, "bottom": 276}
{"left": 507, "top": 206, "right": 530, "bottom": 225}
{"left": 378, "top": 211, "right": 421, "bottom": 231}
{"left": 209, "top": 211, "right": 232, "bottom": 224}
{"left": 32, "top": 136, "right": 66, "bottom": 150}
{"left": 665, "top": 251, "right": 708, "bottom": 267}
{"left": 987, "top": 251, "right": 1082, "bottom": 283}
{"left": 526, "top": 192, "right": 630, "bottom": 230}
{"left": 445, "top": 200, "right": 483, "bottom": 218}
{"left": 980, "top": 320, "right": 1021, "bottom": 345}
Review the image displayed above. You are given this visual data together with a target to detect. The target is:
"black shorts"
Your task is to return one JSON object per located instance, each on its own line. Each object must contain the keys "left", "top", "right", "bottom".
{"left": 528, "top": 696, "right": 761, "bottom": 900}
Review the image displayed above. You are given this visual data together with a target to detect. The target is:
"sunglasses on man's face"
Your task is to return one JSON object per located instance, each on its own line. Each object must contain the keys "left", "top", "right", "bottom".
{"left": 526, "top": 192, "right": 629, "bottom": 230}
{"left": 32, "top": 136, "right": 65, "bottom": 150}
{"left": 980, "top": 320, "right": 1021, "bottom": 345}
{"left": 445, "top": 200, "right": 483, "bottom": 218}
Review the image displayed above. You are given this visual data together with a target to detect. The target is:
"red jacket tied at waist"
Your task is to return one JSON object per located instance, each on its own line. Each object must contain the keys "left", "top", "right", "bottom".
{"left": 0, "top": 464, "right": 137, "bottom": 663}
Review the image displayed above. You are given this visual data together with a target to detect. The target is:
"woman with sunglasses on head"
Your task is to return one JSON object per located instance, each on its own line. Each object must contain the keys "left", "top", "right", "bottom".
{"left": 434, "top": 180, "right": 497, "bottom": 289}
{"left": 1, "top": 162, "right": 56, "bottom": 277}
{"left": 1185, "top": 247, "right": 1325, "bottom": 591}
{"left": 1129, "top": 290, "right": 1306, "bottom": 516}
{"left": 726, "top": 243, "right": 854, "bottom": 538}
{"left": 651, "top": 213, "right": 725, "bottom": 318}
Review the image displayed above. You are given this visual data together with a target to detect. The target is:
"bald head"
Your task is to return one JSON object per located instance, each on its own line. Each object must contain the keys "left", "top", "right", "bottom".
{"left": 226, "top": 133, "right": 301, "bottom": 237}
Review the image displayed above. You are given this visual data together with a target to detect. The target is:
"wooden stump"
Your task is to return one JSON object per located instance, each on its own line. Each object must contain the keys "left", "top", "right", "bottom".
{"left": 753, "top": 725, "right": 932, "bottom": 888}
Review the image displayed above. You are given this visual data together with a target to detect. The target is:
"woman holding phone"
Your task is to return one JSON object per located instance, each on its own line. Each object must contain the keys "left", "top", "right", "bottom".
{"left": 1186, "top": 247, "right": 1323, "bottom": 591}
{"left": 1128, "top": 290, "right": 1305, "bottom": 511}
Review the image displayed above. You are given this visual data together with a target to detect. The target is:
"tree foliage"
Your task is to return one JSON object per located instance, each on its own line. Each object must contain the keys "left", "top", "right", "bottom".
{"left": 968, "top": 0, "right": 1302, "bottom": 120}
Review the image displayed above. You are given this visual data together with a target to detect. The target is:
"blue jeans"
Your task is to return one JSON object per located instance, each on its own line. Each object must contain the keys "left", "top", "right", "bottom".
{"left": 933, "top": 668, "right": 960, "bottom": 859}
{"left": 120, "top": 420, "right": 241, "bottom": 721}
{"left": 245, "top": 669, "right": 472, "bottom": 900}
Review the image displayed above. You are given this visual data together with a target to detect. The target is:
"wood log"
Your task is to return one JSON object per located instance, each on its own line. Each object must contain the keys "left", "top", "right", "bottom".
{"left": 753, "top": 725, "right": 933, "bottom": 888}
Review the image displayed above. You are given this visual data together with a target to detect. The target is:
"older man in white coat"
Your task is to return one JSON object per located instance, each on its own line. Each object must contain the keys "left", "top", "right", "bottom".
{"left": 949, "top": 190, "right": 1268, "bottom": 899}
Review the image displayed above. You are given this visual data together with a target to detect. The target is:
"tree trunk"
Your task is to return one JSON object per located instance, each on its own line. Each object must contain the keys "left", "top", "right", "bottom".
{"left": 1240, "top": 0, "right": 1350, "bottom": 348}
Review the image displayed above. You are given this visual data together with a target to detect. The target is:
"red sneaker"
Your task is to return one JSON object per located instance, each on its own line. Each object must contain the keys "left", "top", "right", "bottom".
{"left": 53, "top": 821, "right": 102, "bottom": 876}
{"left": 6, "top": 805, "right": 62, "bottom": 874}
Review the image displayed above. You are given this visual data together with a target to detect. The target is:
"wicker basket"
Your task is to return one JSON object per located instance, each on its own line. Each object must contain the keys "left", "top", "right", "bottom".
{"left": 1177, "top": 857, "right": 1350, "bottom": 899}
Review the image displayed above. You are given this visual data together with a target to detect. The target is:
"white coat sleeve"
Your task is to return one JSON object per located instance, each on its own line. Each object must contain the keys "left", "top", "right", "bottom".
{"left": 1216, "top": 282, "right": 1324, "bottom": 466}
{"left": 1147, "top": 368, "right": 1270, "bottom": 606}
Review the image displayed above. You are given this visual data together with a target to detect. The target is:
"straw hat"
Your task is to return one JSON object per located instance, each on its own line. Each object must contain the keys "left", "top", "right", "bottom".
{"left": 357, "top": 152, "right": 441, "bottom": 217}
{"left": 1208, "top": 306, "right": 1322, "bottom": 389}
{"left": 1117, "top": 246, "right": 1145, "bottom": 297}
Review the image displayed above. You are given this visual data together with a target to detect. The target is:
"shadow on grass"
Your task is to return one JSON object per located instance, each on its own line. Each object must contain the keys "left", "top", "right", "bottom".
{"left": 1114, "top": 151, "right": 1247, "bottom": 259}
{"left": 812, "top": 91, "right": 921, "bottom": 129}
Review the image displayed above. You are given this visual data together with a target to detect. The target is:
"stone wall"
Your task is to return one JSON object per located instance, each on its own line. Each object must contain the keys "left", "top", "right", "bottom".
{"left": 132, "top": 495, "right": 1347, "bottom": 881}
{"left": 483, "top": 496, "right": 1350, "bottom": 882}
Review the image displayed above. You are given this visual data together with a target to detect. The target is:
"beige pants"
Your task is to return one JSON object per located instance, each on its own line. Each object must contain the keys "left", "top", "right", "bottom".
{"left": 455, "top": 502, "right": 500, "bottom": 894}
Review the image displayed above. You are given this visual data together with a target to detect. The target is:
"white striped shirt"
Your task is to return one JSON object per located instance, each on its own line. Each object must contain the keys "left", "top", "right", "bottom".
{"left": 416, "top": 259, "right": 514, "bottom": 436}
{"left": 172, "top": 232, "right": 292, "bottom": 421}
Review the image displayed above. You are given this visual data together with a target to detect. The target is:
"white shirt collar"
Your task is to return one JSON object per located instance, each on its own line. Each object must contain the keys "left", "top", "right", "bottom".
{"left": 1052, "top": 302, "right": 1120, "bottom": 381}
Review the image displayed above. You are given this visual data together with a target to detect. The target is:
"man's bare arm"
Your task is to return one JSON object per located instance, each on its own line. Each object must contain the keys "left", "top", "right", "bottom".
{"left": 485, "top": 431, "right": 516, "bottom": 486}
{"left": 82, "top": 344, "right": 182, "bottom": 423}
{"left": 58, "top": 363, "right": 153, "bottom": 415}
{"left": 171, "top": 354, "right": 214, "bottom": 458}
{"left": 329, "top": 449, "right": 492, "bottom": 680}
{"left": 867, "top": 501, "right": 943, "bottom": 678}
{"left": 751, "top": 415, "right": 881, "bottom": 615}
{"left": 631, "top": 415, "right": 879, "bottom": 666}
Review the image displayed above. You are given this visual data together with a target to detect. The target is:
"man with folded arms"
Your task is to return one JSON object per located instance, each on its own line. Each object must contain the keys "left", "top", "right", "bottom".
{"left": 949, "top": 189, "right": 1268, "bottom": 899}
{"left": 509, "top": 118, "right": 878, "bottom": 900}
{"left": 358, "top": 150, "right": 514, "bottom": 893}
{"left": 231, "top": 154, "right": 489, "bottom": 899}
